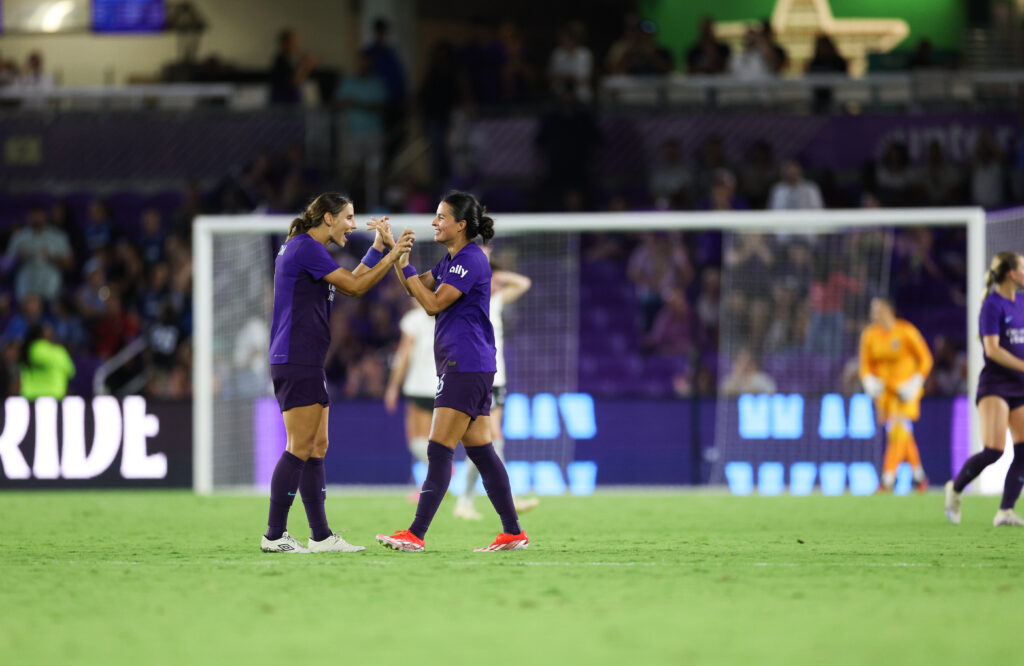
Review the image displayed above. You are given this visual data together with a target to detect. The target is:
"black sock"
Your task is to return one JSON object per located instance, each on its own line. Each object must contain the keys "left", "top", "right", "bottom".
{"left": 953, "top": 447, "right": 1003, "bottom": 493}
{"left": 408, "top": 442, "right": 454, "bottom": 539}
{"left": 1000, "top": 443, "right": 1024, "bottom": 510}
{"left": 465, "top": 444, "right": 521, "bottom": 535}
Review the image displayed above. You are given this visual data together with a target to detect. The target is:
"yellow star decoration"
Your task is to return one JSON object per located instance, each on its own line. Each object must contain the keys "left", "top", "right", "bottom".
{"left": 714, "top": 0, "right": 909, "bottom": 76}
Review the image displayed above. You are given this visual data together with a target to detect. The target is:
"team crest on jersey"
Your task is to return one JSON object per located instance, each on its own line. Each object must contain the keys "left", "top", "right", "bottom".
{"left": 449, "top": 264, "right": 468, "bottom": 278}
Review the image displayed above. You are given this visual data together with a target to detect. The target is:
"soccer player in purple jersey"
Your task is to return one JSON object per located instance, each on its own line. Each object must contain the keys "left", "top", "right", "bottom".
{"left": 945, "top": 251, "right": 1024, "bottom": 526}
{"left": 260, "top": 192, "right": 413, "bottom": 553}
{"left": 375, "top": 191, "right": 528, "bottom": 552}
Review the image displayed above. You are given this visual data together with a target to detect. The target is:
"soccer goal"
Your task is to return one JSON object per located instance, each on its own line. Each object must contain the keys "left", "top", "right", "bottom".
{"left": 193, "top": 208, "right": 985, "bottom": 494}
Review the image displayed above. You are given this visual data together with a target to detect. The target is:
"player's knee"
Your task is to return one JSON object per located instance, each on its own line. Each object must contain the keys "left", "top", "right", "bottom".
{"left": 313, "top": 438, "right": 329, "bottom": 458}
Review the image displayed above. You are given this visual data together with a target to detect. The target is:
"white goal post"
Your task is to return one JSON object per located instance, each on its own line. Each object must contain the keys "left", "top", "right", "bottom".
{"left": 193, "top": 207, "right": 986, "bottom": 494}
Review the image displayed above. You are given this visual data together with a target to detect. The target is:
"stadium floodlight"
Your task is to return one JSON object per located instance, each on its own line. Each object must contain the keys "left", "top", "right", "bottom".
{"left": 194, "top": 208, "right": 985, "bottom": 494}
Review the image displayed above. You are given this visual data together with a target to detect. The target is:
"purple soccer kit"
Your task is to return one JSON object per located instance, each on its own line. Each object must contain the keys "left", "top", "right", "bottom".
{"left": 408, "top": 242, "right": 520, "bottom": 540}
{"left": 953, "top": 292, "right": 1024, "bottom": 500}
{"left": 265, "top": 232, "right": 339, "bottom": 543}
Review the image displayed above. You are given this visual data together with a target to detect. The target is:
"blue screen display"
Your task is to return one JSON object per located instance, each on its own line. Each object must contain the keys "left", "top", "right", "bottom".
{"left": 92, "top": 0, "right": 164, "bottom": 33}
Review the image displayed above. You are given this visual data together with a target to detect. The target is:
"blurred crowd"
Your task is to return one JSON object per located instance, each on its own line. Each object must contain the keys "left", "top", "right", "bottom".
{"left": 0, "top": 12, "right": 1008, "bottom": 401}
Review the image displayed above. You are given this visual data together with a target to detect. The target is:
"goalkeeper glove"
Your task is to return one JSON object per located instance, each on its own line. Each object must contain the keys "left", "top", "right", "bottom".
{"left": 861, "top": 374, "right": 884, "bottom": 399}
{"left": 897, "top": 373, "right": 924, "bottom": 402}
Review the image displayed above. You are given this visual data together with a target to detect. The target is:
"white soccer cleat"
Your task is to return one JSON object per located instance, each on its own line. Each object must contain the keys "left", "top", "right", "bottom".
{"left": 944, "top": 481, "right": 961, "bottom": 525}
{"left": 260, "top": 531, "right": 309, "bottom": 553}
{"left": 514, "top": 497, "right": 540, "bottom": 514}
{"left": 993, "top": 509, "right": 1024, "bottom": 527}
{"left": 453, "top": 500, "right": 483, "bottom": 520}
{"left": 308, "top": 533, "right": 366, "bottom": 553}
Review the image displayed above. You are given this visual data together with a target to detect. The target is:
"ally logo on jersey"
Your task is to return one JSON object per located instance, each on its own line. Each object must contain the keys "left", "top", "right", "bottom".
{"left": 449, "top": 264, "right": 468, "bottom": 278}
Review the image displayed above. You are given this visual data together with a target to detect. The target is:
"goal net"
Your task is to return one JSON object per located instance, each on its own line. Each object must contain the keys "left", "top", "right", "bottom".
{"left": 193, "top": 209, "right": 985, "bottom": 494}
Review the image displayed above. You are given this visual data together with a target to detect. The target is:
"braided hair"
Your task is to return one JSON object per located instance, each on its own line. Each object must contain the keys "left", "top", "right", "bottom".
{"left": 286, "top": 193, "right": 352, "bottom": 241}
{"left": 442, "top": 191, "right": 495, "bottom": 243}
{"left": 983, "top": 251, "right": 1021, "bottom": 301}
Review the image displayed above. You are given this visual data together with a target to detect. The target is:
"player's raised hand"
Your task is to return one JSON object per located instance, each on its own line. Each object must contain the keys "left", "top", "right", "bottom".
{"left": 395, "top": 229, "right": 415, "bottom": 260}
{"left": 367, "top": 216, "right": 395, "bottom": 249}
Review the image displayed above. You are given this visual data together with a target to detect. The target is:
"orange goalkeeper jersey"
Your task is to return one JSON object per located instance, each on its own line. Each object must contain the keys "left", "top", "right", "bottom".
{"left": 859, "top": 319, "right": 933, "bottom": 390}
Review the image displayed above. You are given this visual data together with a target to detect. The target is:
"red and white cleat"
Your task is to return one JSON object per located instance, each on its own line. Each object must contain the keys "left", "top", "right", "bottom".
{"left": 376, "top": 529, "right": 425, "bottom": 552}
{"left": 474, "top": 531, "right": 529, "bottom": 552}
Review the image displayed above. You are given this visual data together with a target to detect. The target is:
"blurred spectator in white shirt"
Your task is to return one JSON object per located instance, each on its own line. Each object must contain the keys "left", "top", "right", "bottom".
{"left": 549, "top": 21, "right": 593, "bottom": 103}
{"left": 970, "top": 128, "right": 1007, "bottom": 209}
{"left": 648, "top": 138, "right": 694, "bottom": 209}
{"left": 730, "top": 29, "right": 774, "bottom": 81}
{"left": 768, "top": 160, "right": 823, "bottom": 210}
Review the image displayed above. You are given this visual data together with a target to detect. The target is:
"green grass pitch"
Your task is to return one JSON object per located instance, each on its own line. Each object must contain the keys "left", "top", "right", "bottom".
{"left": 2, "top": 490, "right": 1022, "bottom": 665}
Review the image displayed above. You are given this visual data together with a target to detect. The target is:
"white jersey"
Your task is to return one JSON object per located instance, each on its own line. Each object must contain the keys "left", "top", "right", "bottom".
{"left": 399, "top": 308, "right": 437, "bottom": 398}
{"left": 491, "top": 293, "right": 506, "bottom": 388}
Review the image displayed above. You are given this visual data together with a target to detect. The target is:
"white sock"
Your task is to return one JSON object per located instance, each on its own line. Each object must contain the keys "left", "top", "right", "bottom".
{"left": 409, "top": 436, "right": 429, "bottom": 464}
{"left": 492, "top": 436, "right": 505, "bottom": 462}
{"left": 881, "top": 472, "right": 895, "bottom": 489}
{"left": 462, "top": 461, "right": 480, "bottom": 502}
{"left": 913, "top": 466, "right": 926, "bottom": 482}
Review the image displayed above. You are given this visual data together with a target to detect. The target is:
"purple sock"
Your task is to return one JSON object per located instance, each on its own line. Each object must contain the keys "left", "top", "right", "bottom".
{"left": 953, "top": 447, "right": 1003, "bottom": 493}
{"left": 408, "top": 441, "right": 454, "bottom": 539}
{"left": 465, "top": 444, "right": 521, "bottom": 535}
{"left": 999, "top": 444, "right": 1024, "bottom": 510}
{"left": 300, "top": 457, "right": 331, "bottom": 542}
{"left": 265, "top": 451, "right": 305, "bottom": 540}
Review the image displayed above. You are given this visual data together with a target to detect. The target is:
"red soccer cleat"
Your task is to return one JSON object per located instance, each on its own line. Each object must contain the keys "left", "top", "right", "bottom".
{"left": 376, "top": 529, "right": 425, "bottom": 553}
{"left": 474, "top": 531, "right": 529, "bottom": 552}
{"left": 916, "top": 477, "right": 929, "bottom": 493}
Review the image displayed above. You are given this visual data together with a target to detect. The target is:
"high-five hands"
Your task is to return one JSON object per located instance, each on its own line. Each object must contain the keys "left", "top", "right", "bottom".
{"left": 366, "top": 216, "right": 395, "bottom": 249}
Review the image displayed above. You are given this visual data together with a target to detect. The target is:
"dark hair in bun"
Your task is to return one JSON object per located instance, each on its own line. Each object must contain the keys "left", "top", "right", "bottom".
{"left": 443, "top": 190, "right": 494, "bottom": 243}
{"left": 287, "top": 192, "right": 352, "bottom": 240}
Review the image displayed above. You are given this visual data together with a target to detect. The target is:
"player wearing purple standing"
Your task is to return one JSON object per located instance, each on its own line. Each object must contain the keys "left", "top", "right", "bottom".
{"left": 376, "top": 191, "right": 528, "bottom": 552}
{"left": 945, "top": 251, "right": 1024, "bottom": 526}
{"left": 260, "top": 193, "right": 413, "bottom": 553}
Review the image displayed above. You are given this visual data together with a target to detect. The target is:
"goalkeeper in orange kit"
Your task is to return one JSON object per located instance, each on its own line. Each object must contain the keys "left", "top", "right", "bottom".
{"left": 859, "top": 297, "right": 934, "bottom": 492}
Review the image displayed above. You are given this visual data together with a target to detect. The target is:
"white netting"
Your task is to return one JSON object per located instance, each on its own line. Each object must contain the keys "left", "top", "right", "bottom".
{"left": 710, "top": 228, "right": 894, "bottom": 483}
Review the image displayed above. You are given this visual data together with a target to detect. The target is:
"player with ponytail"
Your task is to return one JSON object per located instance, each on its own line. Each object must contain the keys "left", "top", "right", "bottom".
{"left": 945, "top": 251, "right": 1024, "bottom": 526}
{"left": 260, "top": 193, "right": 413, "bottom": 553}
{"left": 376, "top": 191, "right": 529, "bottom": 552}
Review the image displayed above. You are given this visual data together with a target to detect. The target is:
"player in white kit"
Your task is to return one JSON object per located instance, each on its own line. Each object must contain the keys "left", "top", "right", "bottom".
{"left": 385, "top": 304, "right": 437, "bottom": 487}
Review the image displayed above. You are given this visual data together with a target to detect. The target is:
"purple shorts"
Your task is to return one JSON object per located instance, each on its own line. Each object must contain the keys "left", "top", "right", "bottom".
{"left": 271, "top": 363, "right": 328, "bottom": 412}
{"left": 434, "top": 372, "right": 494, "bottom": 419}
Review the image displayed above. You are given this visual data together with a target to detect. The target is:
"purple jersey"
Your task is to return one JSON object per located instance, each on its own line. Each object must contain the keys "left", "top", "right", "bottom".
{"left": 430, "top": 243, "right": 496, "bottom": 375}
{"left": 269, "top": 233, "right": 338, "bottom": 367}
{"left": 978, "top": 291, "right": 1024, "bottom": 390}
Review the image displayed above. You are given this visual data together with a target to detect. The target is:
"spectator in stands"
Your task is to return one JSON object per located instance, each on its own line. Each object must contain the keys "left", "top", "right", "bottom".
{"left": 418, "top": 41, "right": 463, "bottom": 189}
{"left": 694, "top": 267, "right": 721, "bottom": 350}
{"left": 928, "top": 335, "right": 967, "bottom": 396}
{"left": 738, "top": 140, "right": 778, "bottom": 210}
{"left": 729, "top": 29, "right": 775, "bottom": 81}
{"left": 693, "top": 134, "right": 733, "bottom": 199}
{"left": 549, "top": 21, "right": 594, "bottom": 103}
{"left": 4, "top": 205, "right": 72, "bottom": 303}
{"left": 686, "top": 15, "right": 730, "bottom": 75}
{"left": 83, "top": 200, "right": 114, "bottom": 254}
{"left": 628, "top": 232, "right": 694, "bottom": 333}
{"left": 269, "top": 29, "right": 318, "bottom": 106}
{"left": 0, "top": 57, "right": 18, "bottom": 87}
{"left": 18, "top": 51, "right": 54, "bottom": 91}
{"left": 805, "top": 253, "right": 860, "bottom": 355}
{"left": 763, "top": 281, "right": 801, "bottom": 351}
{"left": 907, "top": 38, "right": 938, "bottom": 70}
{"left": 497, "top": 20, "right": 536, "bottom": 102}
{"left": 970, "top": 128, "right": 1007, "bottom": 209}
{"left": 461, "top": 18, "right": 503, "bottom": 105}
{"left": 2, "top": 294, "right": 50, "bottom": 344}
{"left": 700, "top": 168, "right": 748, "bottom": 211}
{"left": 19, "top": 323, "right": 74, "bottom": 401}
{"left": 335, "top": 51, "right": 387, "bottom": 202}
{"left": 51, "top": 296, "right": 86, "bottom": 356}
{"left": 875, "top": 141, "right": 916, "bottom": 206}
{"left": 139, "top": 208, "right": 166, "bottom": 264}
{"left": 534, "top": 84, "right": 602, "bottom": 210}
{"left": 806, "top": 34, "right": 847, "bottom": 112}
{"left": 768, "top": 160, "right": 824, "bottom": 210}
{"left": 720, "top": 347, "right": 776, "bottom": 396}
{"left": 643, "top": 289, "right": 692, "bottom": 356}
{"left": 607, "top": 17, "right": 673, "bottom": 75}
{"left": 918, "top": 140, "right": 963, "bottom": 206}
{"left": 648, "top": 138, "right": 694, "bottom": 209}
{"left": 364, "top": 18, "right": 408, "bottom": 166}
{"left": 757, "top": 19, "right": 789, "bottom": 74}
